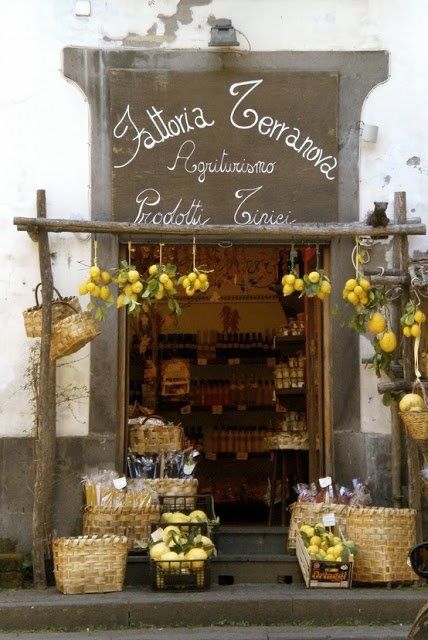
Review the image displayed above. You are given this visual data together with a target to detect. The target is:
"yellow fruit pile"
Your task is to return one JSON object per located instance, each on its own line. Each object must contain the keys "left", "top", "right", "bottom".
{"left": 401, "top": 301, "right": 426, "bottom": 339}
{"left": 179, "top": 269, "right": 210, "bottom": 298}
{"left": 79, "top": 265, "right": 112, "bottom": 301}
{"left": 342, "top": 276, "right": 371, "bottom": 307}
{"left": 299, "top": 523, "right": 356, "bottom": 562}
{"left": 145, "top": 263, "right": 177, "bottom": 302}
{"left": 282, "top": 270, "right": 331, "bottom": 301}
{"left": 281, "top": 272, "right": 305, "bottom": 297}
{"left": 115, "top": 262, "right": 145, "bottom": 310}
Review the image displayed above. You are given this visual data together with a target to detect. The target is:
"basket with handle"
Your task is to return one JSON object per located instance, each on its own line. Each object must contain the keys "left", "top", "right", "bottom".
{"left": 399, "top": 379, "right": 428, "bottom": 448}
{"left": 23, "top": 284, "right": 81, "bottom": 338}
{"left": 50, "top": 305, "right": 101, "bottom": 361}
{"left": 53, "top": 535, "right": 127, "bottom": 594}
{"left": 128, "top": 415, "right": 183, "bottom": 454}
{"left": 347, "top": 507, "right": 417, "bottom": 583}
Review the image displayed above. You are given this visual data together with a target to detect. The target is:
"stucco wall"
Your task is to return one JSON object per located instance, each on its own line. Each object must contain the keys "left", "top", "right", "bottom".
{"left": 1, "top": 0, "right": 427, "bottom": 441}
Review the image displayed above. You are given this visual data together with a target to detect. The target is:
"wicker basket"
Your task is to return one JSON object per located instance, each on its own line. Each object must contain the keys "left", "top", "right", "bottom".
{"left": 288, "top": 502, "right": 349, "bottom": 550}
{"left": 53, "top": 535, "right": 127, "bottom": 594}
{"left": 400, "top": 411, "right": 428, "bottom": 442}
{"left": 23, "top": 285, "right": 81, "bottom": 338}
{"left": 83, "top": 505, "right": 160, "bottom": 549}
{"left": 128, "top": 416, "right": 183, "bottom": 454}
{"left": 50, "top": 311, "right": 100, "bottom": 361}
{"left": 263, "top": 431, "right": 309, "bottom": 451}
{"left": 347, "top": 507, "right": 417, "bottom": 583}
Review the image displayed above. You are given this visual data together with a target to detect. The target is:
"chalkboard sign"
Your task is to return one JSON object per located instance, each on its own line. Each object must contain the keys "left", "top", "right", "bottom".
{"left": 110, "top": 70, "right": 338, "bottom": 227}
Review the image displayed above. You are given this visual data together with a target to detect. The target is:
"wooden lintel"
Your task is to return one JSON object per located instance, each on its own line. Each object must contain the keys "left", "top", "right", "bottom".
{"left": 12, "top": 216, "right": 427, "bottom": 239}
{"left": 370, "top": 275, "right": 409, "bottom": 286}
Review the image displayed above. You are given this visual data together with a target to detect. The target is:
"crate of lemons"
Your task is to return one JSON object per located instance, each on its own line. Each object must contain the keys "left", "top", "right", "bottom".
{"left": 297, "top": 523, "right": 357, "bottom": 588}
{"left": 149, "top": 509, "right": 215, "bottom": 590}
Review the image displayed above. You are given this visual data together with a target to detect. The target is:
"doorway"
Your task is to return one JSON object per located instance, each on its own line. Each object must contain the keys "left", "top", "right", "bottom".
{"left": 122, "top": 243, "right": 327, "bottom": 526}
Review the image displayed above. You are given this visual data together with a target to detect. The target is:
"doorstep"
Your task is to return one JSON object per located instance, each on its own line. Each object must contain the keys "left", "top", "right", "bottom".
{"left": 0, "top": 584, "right": 426, "bottom": 633}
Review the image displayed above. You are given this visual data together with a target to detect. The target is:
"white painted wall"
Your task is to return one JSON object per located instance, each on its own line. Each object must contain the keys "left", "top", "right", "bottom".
{"left": 0, "top": 0, "right": 426, "bottom": 437}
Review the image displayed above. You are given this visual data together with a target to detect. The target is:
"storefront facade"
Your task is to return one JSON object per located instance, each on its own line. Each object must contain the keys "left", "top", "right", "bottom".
{"left": 1, "top": 1, "right": 427, "bottom": 549}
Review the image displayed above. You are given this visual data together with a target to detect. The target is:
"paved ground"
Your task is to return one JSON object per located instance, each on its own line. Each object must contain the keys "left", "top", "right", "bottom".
{"left": 0, "top": 625, "right": 412, "bottom": 640}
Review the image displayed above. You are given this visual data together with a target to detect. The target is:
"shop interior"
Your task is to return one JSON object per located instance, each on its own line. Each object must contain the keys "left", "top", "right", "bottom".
{"left": 126, "top": 243, "right": 323, "bottom": 526}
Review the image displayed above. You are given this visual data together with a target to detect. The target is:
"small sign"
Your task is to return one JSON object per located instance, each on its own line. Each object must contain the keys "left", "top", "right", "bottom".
{"left": 197, "top": 358, "right": 207, "bottom": 365}
{"left": 319, "top": 476, "right": 332, "bottom": 488}
{"left": 206, "top": 452, "right": 217, "bottom": 461}
{"left": 113, "top": 476, "right": 127, "bottom": 490}
{"left": 322, "top": 513, "right": 336, "bottom": 528}
{"left": 151, "top": 527, "right": 164, "bottom": 543}
{"left": 183, "top": 463, "right": 196, "bottom": 475}
{"left": 237, "top": 404, "right": 247, "bottom": 411}
{"left": 236, "top": 452, "right": 249, "bottom": 460}
{"left": 212, "top": 405, "right": 223, "bottom": 414}
{"left": 180, "top": 405, "right": 191, "bottom": 414}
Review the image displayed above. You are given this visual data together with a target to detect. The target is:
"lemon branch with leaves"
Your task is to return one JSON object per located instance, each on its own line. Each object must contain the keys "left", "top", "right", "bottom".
{"left": 78, "top": 239, "right": 115, "bottom": 321}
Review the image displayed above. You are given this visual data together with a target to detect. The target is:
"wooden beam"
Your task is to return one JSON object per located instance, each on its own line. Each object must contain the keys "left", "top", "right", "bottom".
{"left": 370, "top": 275, "right": 409, "bottom": 286}
{"left": 32, "top": 190, "right": 57, "bottom": 588}
{"left": 13, "top": 216, "right": 426, "bottom": 239}
{"left": 378, "top": 380, "right": 428, "bottom": 394}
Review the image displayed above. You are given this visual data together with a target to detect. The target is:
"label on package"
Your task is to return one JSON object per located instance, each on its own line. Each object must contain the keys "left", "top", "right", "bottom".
{"left": 183, "top": 463, "right": 196, "bottom": 475}
{"left": 113, "top": 476, "right": 127, "bottom": 489}
{"left": 151, "top": 528, "right": 164, "bottom": 543}
{"left": 319, "top": 476, "right": 332, "bottom": 488}
{"left": 322, "top": 512, "right": 336, "bottom": 527}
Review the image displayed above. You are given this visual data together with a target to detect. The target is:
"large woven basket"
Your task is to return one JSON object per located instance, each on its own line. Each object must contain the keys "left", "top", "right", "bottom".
{"left": 50, "top": 310, "right": 100, "bottom": 361}
{"left": 23, "top": 285, "right": 81, "bottom": 338}
{"left": 400, "top": 411, "right": 428, "bottom": 442}
{"left": 128, "top": 416, "right": 183, "bottom": 454}
{"left": 83, "top": 505, "right": 160, "bottom": 549}
{"left": 53, "top": 535, "right": 127, "bottom": 594}
{"left": 347, "top": 507, "right": 417, "bottom": 583}
{"left": 288, "top": 502, "right": 349, "bottom": 550}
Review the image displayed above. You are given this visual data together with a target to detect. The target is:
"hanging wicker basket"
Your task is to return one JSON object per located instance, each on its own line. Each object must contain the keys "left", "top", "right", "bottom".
{"left": 23, "top": 284, "right": 81, "bottom": 338}
{"left": 50, "top": 310, "right": 100, "bottom": 361}
{"left": 400, "top": 410, "right": 428, "bottom": 442}
{"left": 53, "top": 535, "right": 127, "bottom": 594}
{"left": 128, "top": 415, "right": 183, "bottom": 454}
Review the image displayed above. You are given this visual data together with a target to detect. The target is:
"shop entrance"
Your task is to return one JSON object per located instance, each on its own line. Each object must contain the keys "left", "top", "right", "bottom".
{"left": 123, "top": 243, "right": 327, "bottom": 527}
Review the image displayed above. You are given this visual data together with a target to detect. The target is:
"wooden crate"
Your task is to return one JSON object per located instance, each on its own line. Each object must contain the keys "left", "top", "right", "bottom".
{"left": 296, "top": 531, "right": 353, "bottom": 589}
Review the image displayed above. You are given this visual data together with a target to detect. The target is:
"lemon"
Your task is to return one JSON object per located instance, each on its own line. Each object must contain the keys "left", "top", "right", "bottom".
{"left": 308, "top": 271, "right": 320, "bottom": 283}
{"left": 148, "top": 265, "right": 158, "bottom": 276}
{"left": 200, "top": 282, "right": 210, "bottom": 292}
{"left": 307, "top": 545, "right": 319, "bottom": 556}
{"left": 360, "top": 295, "right": 369, "bottom": 305}
{"left": 411, "top": 323, "right": 421, "bottom": 338}
{"left": 131, "top": 281, "right": 143, "bottom": 294}
{"left": 367, "top": 312, "right": 387, "bottom": 335}
{"left": 188, "top": 272, "right": 197, "bottom": 282}
{"left": 283, "top": 283, "right": 294, "bottom": 296}
{"left": 155, "top": 291, "right": 164, "bottom": 300}
{"left": 358, "top": 277, "right": 371, "bottom": 291}
{"left": 399, "top": 393, "right": 425, "bottom": 412}
{"left": 324, "top": 554, "right": 336, "bottom": 561}
{"left": 194, "top": 279, "right": 202, "bottom": 291}
{"left": 101, "top": 271, "right": 111, "bottom": 283}
{"left": 347, "top": 292, "right": 359, "bottom": 305}
{"left": 353, "top": 285, "right": 363, "bottom": 297}
{"left": 128, "top": 269, "right": 140, "bottom": 283}
{"left": 345, "top": 278, "right": 357, "bottom": 291}
{"left": 182, "top": 277, "right": 190, "bottom": 289}
{"left": 164, "top": 278, "right": 174, "bottom": 291}
{"left": 310, "top": 536, "right": 322, "bottom": 547}
{"left": 320, "top": 281, "right": 332, "bottom": 294}
{"left": 317, "top": 292, "right": 326, "bottom": 300}
{"left": 100, "top": 285, "right": 110, "bottom": 301}
{"left": 91, "top": 285, "right": 100, "bottom": 298}
{"left": 117, "top": 273, "right": 128, "bottom": 284}
{"left": 185, "top": 547, "right": 207, "bottom": 569}
{"left": 185, "top": 286, "right": 195, "bottom": 297}
{"left": 294, "top": 278, "right": 304, "bottom": 291}
{"left": 149, "top": 542, "right": 170, "bottom": 561}
{"left": 285, "top": 273, "right": 296, "bottom": 285}
{"left": 403, "top": 326, "right": 412, "bottom": 337}
{"left": 159, "top": 273, "right": 169, "bottom": 284}
{"left": 414, "top": 310, "right": 425, "bottom": 324}
{"left": 116, "top": 294, "right": 126, "bottom": 308}
{"left": 342, "top": 289, "right": 348, "bottom": 300}
{"left": 379, "top": 331, "right": 397, "bottom": 353}
{"left": 79, "top": 283, "right": 88, "bottom": 295}
{"left": 86, "top": 282, "right": 96, "bottom": 293}
{"left": 159, "top": 551, "right": 180, "bottom": 571}
{"left": 124, "top": 284, "right": 133, "bottom": 296}
{"left": 90, "top": 265, "right": 101, "bottom": 280}
{"left": 199, "top": 273, "right": 208, "bottom": 284}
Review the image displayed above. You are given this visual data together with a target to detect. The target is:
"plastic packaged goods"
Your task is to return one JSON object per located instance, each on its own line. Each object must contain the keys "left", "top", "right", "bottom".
{"left": 126, "top": 449, "right": 199, "bottom": 480}
{"left": 293, "top": 478, "right": 372, "bottom": 507}
{"left": 82, "top": 469, "right": 155, "bottom": 509}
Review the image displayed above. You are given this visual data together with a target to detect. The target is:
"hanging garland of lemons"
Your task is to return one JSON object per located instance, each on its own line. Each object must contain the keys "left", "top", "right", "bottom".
{"left": 178, "top": 239, "right": 212, "bottom": 298}
{"left": 114, "top": 259, "right": 146, "bottom": 314}
{"left": 143, "top": 250, "right": 181, "bottom": 316}
{"left": 281, "top": 246, "right": 331, "bottom": 301}
{"left": 401, "top": 299, "right": 426, "bottom": 338}
{"left": 78, "top": 240, "right": 115, "bottom": 320}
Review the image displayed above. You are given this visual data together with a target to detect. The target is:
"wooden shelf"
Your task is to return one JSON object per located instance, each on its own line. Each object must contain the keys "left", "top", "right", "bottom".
{"left": 203, "top": 451, "right": 268, "bottom": 460}
{"left": 275, "top": 336, "right": 305, "bottom": 344}
{"left": 275, "top": 388, "right": 306, "bottom": 396}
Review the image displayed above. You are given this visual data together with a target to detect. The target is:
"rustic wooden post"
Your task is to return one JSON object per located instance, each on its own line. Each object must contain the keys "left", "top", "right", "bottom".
{"left": 395, "top": 192, "right": 422, "bottom": 539}
{"left": 32, "top": 189, "right": 57, "bottom": 588}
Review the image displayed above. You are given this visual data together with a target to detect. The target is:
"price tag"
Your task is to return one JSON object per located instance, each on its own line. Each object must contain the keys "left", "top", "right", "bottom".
{"left": 205, "top": 452, "right": 217, "bottom": 461}
{"left": 197, "top": 358, "right": 207, "bottom": 365}
{"left": 237, "top": 404, "right": 247, "bottom": 411}
{"left": 183, "top": 463, "right": 196, "bottom": 475}
{"left": 319, "top": 476, "right": 332, "bottom": 488}
{"left": 180, "top": 405, "right": 191, "bottom": 415}
{"left": 113, "top": 476, "right": 127, "bottom": 490}
{"left": 151, "top": 527, "right": 164, "bottom": 543}
{"left": 212, "top": 405, "right": 223, "bottom": 415}
{"left": 322, "top": 513, "right": 336, "bottom": 528}
{"left": 236, "top": 452, "right": 248, "bottom": 460}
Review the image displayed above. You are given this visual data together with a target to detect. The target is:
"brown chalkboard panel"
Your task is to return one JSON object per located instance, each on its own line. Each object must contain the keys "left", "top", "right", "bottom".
{"left": 110, "top": 70, "right": 338, "bottom": 227}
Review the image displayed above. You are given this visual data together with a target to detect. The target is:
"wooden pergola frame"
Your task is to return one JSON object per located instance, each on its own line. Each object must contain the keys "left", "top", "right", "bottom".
{"left": 14, "top": 190, "right": 426, "bottom": 587}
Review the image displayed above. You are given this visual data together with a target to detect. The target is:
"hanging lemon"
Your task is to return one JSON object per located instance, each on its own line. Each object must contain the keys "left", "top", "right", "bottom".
{"left": 379, "top": 331, "right": 397, "bottom": 353}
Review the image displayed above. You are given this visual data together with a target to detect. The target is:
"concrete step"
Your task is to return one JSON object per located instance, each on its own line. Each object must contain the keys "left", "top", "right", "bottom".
{"left": 0, "top": 584, "right": 425, "bottom": 632}
{"left": 216, "top": 526, "right": 289, "bottom": 555}
{"left": 0, "top": 624, "right": 411, "bottom": 639}
{"left": 126, "top": 553, "right": 302, "bottom": 585}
